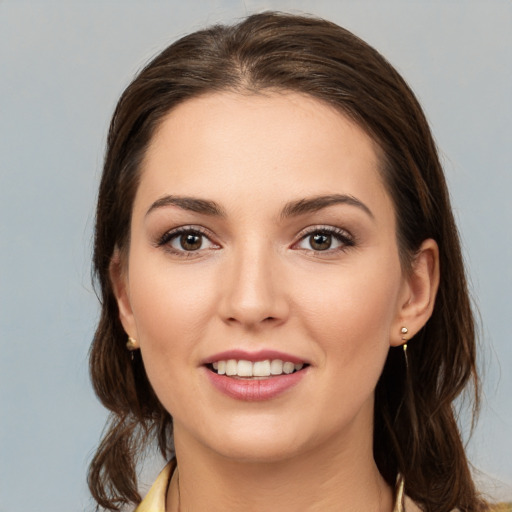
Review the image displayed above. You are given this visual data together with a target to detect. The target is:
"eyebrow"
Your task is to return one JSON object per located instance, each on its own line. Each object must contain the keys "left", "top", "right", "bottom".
{"left": 145, "top": 195, "right": 226, "bottom": 218}
{"left": 280, "top": 194, "right": 374, "bottom": 220}
{"left": 145, "top": 193, "right": 373, "bottom": 220}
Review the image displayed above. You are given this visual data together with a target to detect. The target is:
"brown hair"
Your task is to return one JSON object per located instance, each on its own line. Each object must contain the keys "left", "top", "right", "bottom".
{"left": 89, "top": 12, "right": 485, "bottom": 511}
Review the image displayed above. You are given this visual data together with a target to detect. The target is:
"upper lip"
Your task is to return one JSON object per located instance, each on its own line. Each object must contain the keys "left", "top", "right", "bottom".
{"left": 202, "top": 349, "right": 308, "bottom": 365}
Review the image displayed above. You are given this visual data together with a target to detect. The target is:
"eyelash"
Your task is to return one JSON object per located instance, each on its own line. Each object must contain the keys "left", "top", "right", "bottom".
{"left": 156, "top": 225, "right": 218, "bottom": 257}
{"left": 293, "top": 226, "right": 356, "bottom": 254}
{"left": 156, "top": 225, "right": 356, "bottom": 257}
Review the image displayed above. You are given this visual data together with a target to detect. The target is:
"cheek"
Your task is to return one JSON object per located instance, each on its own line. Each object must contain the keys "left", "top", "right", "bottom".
{"left": 290, "top": 258, "right": 402, "bottom": 430}
{"left": 295, "top": 255, "right": 402, "bottom": 370}
{"left": 130, "top": 254, "right": 214, "bottom": 415}
{"left": 126, "top": 254, "right": 220, "bottom": 405}
{"left": 128, "top": 254, "right": 217, "bottom": 344}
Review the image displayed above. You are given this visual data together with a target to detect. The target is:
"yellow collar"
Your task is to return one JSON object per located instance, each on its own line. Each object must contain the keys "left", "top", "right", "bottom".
{"left": 134, "top": 460, "right": 175, "bottom": 512}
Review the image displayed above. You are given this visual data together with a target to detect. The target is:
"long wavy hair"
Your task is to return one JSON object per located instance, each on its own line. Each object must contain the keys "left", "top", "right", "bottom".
{"left": 88, "top": 12, "right": 486, "bottom": 511}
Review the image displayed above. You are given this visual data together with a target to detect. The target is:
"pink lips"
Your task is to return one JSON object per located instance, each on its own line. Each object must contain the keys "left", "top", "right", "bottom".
{"left": 203, "top": 349, "right": 309, "bottom": 402}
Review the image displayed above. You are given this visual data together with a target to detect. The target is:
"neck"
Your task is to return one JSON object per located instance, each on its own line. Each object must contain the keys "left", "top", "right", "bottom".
{"left": 167, "top": 421, "right": 393, "bottom": 512}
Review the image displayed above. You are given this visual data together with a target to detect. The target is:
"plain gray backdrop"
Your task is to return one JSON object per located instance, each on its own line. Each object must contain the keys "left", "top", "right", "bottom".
{"left": 1, "top": 1, "right": 511, "bottom": 510}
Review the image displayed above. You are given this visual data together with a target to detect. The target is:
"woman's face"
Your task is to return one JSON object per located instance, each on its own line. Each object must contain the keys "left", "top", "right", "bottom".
{"left": 115, "top": 91, "right": 414, "bottom": 462}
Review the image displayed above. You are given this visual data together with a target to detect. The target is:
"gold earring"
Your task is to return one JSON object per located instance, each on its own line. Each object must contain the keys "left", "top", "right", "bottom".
{"left": 126, "top": 336, "right": 138, "bottom": 352}
{"left": 400, "top": 327, "right": 409, "bottom": 368}
{"left": 126, "top": 336, "right": 138, "bottom": 350}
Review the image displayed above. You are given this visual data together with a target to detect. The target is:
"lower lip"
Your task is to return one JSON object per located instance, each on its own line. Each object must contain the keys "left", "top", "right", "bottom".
{"left": 204, "top": 367, "right": 308, "bottom": 401}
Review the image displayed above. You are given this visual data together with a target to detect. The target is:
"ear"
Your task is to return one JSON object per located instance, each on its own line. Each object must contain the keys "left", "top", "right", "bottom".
{"left": 390, "top": 239, "right": 440, "bottom": 346}
{"left": 110, "top": 248, "right": 139, "bottom": 347}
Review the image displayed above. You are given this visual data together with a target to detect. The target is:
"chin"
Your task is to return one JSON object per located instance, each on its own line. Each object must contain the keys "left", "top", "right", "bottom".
{"left": 213, "top": 436, "right": 306, "bottom": 464}
{"left": 194, "top": 415, "right": 322, "bottom": 465}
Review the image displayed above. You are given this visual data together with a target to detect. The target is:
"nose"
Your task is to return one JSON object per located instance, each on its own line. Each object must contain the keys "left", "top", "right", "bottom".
{"left": 218, "top": 242, "right": 289, "bottom": 329}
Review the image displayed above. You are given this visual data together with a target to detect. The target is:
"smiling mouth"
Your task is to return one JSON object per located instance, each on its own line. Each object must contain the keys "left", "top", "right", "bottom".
{"left": 206, "top": 359, "right": 308, "bottom": 379}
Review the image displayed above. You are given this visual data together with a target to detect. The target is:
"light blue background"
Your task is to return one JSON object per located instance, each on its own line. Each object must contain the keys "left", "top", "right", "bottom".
{"left": 1, "top": 1, "right": 510, "bottom": 510}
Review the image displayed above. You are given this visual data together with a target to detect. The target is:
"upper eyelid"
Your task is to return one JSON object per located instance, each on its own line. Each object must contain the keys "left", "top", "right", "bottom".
{"left": 295, "top": 224, "right": 354, "bottom": 239}
{"left": 157, "top": 225, "right": 217, "bottom": 246}
{"left": 163, "top": 224, "right": 212, "bottom": 236}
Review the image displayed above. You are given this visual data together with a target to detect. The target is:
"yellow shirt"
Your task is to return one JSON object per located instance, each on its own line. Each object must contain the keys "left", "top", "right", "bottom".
{"left": 134, "top": 460, "right": 422, "bottom": 512}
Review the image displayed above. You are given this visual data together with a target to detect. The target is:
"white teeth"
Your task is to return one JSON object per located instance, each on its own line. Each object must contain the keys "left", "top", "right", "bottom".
{"left": 210, "top": 358, "right": 305, "bottom": 378}
{"left": 253, "top": 360, "right": 271, "bottom": 377}
{"left": 270, "top": 359, "right": 283, "bottom": 375}
{"left": 283, "top": 362, "right": 295, "bottom": 374}
{"left": 226, "top": 359, "right": 237, "bottom": 376}
{"left": 237, "top": 360, "right": 253, "bottom": 377}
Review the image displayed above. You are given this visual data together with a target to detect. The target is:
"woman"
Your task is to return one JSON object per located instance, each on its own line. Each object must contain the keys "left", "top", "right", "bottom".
{"left": 88, "top": 12, "right": 493, "bottom": 512}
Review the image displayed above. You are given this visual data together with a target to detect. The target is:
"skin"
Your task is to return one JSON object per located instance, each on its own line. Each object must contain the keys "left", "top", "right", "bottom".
{"left": 112, "top": 91, "right": 439, "bottom": 511}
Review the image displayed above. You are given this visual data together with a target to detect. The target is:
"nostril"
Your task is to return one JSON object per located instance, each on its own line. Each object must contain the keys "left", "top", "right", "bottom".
{"left": 226, "top": 315, "right": 276, "bottom": 324}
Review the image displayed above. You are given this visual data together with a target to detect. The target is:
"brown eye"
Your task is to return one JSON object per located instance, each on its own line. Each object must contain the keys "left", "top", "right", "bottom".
{"left": 180, "top": 233, "right": 203, "bottom": 251}
{"left": 309, "top": 233, "right": 332, "bottom": 251}
{"left": 294, "top": 227, "right": 354, "bottom": 253}
{"left": 159, "top": 227, "right": 219, "bottom": 255}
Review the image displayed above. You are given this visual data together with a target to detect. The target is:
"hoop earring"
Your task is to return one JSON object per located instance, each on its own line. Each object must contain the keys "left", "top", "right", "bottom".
{"left": 401, "top": 327, "right": 409, "bottom": 369}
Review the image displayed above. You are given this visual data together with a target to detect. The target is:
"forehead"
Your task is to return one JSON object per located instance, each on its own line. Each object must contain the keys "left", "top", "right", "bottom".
{"left": 137, "top": 91, "right": 391, "bottom": 217}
